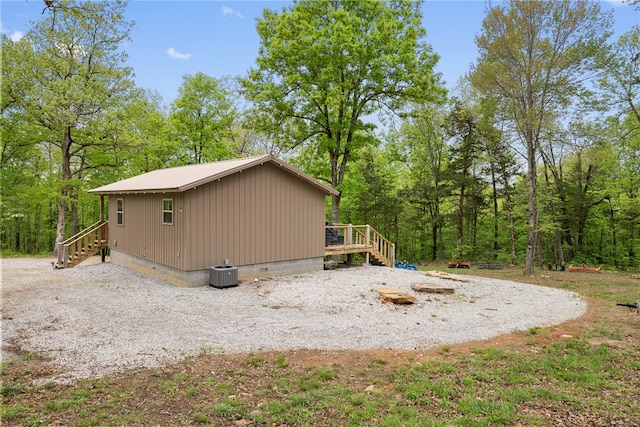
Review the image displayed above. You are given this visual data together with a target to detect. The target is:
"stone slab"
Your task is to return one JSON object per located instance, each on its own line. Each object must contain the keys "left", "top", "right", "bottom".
{"left": 411, "top": 283, "right": 455, "bottom": 294}
{"left": 375, "top": 287, "right": 417, "bottom": 304}
{"left": 424, "top": 270, "right": 469, "bottom": 283}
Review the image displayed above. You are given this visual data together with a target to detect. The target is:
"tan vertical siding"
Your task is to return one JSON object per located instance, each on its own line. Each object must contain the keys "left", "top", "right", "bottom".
{"left": 182, "top": 162, "right": 326, "bottom": 271}
{"left": 108, "top": 193, "right": 185, "bottom": 270}
{"left": 108, "top": 162, "right": 327, "bottom": 273}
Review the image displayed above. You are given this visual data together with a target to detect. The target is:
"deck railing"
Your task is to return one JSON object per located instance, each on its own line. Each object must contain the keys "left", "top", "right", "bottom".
{"left": 325, "top": 224, "right": 395, "bottom": 267}
{"left": 57, "top": 220, "right": 109, "bottom": 268}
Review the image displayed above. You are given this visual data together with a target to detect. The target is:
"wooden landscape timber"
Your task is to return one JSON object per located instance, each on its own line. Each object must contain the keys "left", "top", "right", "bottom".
{"left": 568, "top": 264, "right": 602, "bottom": 273}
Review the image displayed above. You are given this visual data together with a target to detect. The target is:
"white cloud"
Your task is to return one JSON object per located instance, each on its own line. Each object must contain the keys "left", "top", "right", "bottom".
{"left": 10, "top": 30, "right": 23, "bottom": 42}
{"left": 222, "top": 6, "right": 243, "bottom": 19}
{"left": 0, "top": 21, "right": 24, "bottom": 42}
{"left": 167, "top": 47, "right": 191, "bottom": 60}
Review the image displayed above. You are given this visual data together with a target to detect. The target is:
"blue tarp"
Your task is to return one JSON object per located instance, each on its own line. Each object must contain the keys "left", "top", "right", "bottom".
{"left": 395, "top": 262, "right": 417, "bottom": 270}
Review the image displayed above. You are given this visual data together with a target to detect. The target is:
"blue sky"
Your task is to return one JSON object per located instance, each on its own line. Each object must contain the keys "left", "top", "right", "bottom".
{"left": 2, "top": 0, "right": 638, "bottom": 107}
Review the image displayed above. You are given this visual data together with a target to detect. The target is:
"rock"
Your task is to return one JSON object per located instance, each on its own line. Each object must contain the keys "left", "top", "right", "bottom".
{"left": 375, "top": 287, "right": 417, "bottom": 304}
{"left": 424, "top": 270, "right": 469, "bottom": 282}
{"left": 411, "top": 283, "right": 455, "bottom": 294}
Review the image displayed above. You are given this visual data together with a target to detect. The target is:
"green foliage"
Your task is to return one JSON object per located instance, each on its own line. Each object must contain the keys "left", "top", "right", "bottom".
{"left": 1, "top": 0, "right": 135, "bottom": 251}
{"left": 340, "top": 146, "right": 401, "bottom": 238}
{"left": 471, "top": 0, "right": 613, "bottom": 273}
{"left": 168, "top": 73, "right": 239, "bottom": 164}
{"left": 242, "top": 0, "right": 443, "bottom": 222}
{"left": 1, "top": 0, "right": 638, "bottom": 270}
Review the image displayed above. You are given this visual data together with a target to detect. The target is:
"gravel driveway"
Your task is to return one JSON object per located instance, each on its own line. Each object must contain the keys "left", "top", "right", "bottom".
{"left": 1, "top": 257, "right": 586, "bottom": 383}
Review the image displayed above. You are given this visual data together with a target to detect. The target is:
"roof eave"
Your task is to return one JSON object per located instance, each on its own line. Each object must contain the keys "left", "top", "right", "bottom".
{"left": 176, "top": 155, "right": 273, "bottom": 192}
{"left": 267, "top": 157, "right": 339, "bottom": 196}
{"left": 87, "top": 188, "right": 182, "bottom": 195}
{"left": 88, "top": 154, "right": 339, "bottom": 196}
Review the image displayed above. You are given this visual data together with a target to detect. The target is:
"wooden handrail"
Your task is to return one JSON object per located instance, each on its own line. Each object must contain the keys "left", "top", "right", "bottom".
{"left": 60, "top": 220, "right": 105, "bottom": 245}
{"left": 57, "top": 220, "right": 109, "bottom": 268}
{"left": 325, "top": 224, "right": 395, "bottom": 267}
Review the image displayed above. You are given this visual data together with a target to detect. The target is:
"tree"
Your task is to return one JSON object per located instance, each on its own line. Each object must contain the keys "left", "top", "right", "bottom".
{"left": 6, "top": 0, "right": 134, "bottom": 253}
{"left": 471, "top": 0, "right": 612, "bottom": 274}
{"left": 241, "top": 0, "right": 443, "bottom": 223}
{"left": 349, "top": 147, "right": 400, "bottom": 239}
{"left": 476, "top": 97, "right": 520, "bottom": 264}
{"left": 393, "top": 104, "right": 449, "bottom": 262}
{"left": 594, "top": 27, "right": 640, "bottom": 268}
{"left": 443, "top": 99, "right": 484, "bottom": 261}
{"left": 595, "top": 26, "right": 640, "bottom": 127}
{"left": 169, "top": 73, "right": 238, "bottom": 164}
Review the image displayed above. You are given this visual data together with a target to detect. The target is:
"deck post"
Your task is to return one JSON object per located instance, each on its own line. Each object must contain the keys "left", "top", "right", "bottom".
{"left": 365, "top": 225, "right": 370, "bottom": 265}
{"left": 57, "top": 243, "right": 63, "bottom": 266}
{"left": 100, "top": 195, "right": 105, "bottom": 222}
{"left": 62, "top": 245, "right": 69, "bottom": 268}
{"left": 391, "top": 243, "right": 395, "bottom": 267}
{"left": 365, "top": 225, "right": 370, "bottom": 246}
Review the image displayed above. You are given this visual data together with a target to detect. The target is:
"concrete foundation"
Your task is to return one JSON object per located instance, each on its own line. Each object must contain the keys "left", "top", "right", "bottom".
{"left": 110, "top": 250, "right": 324, "bottom": 287}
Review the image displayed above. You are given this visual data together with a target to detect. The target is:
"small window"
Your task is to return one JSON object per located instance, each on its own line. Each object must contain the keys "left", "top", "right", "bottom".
{"left": 163, "top": 199, "right": 173, "bottom": 225}
{"left": 116, "top": 198, "right": 124, "bottom": 226}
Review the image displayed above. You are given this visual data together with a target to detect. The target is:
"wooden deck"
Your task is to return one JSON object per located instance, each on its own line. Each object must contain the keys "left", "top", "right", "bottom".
{"left": 324, "top": 224, "right": 395, "bottom": 267}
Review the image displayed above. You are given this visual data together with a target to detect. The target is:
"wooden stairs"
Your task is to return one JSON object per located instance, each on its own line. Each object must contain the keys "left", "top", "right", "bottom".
{"left": 324, "top": 224, "right": 395, "bottom": 267}
{"left": 56, "top": 220, "right": 109, "bottom": 268}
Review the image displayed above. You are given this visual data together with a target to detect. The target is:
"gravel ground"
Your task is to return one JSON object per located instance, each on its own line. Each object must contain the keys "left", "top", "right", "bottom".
{"left": 1, "top": 257, "right": 586, "bottom": 383}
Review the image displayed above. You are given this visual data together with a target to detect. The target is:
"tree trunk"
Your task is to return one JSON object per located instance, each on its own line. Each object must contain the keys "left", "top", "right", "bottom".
{"left": 509, "top": 211, "right": 517, "bottom": 265}
{"left": 525, "top": 137, "right": 537, "bottom": 275}
{"left": 629, "top": 222, "right": 636, "bottom": 268}
{"left": 501, "top": 169, "right": 517, "bottom": 265}
{"left": 543, "top": 162, "right": 565, "bottom": 267}
{"left": 71, "top": 191, "right": 79, "bottom": 236}
{"left": 431, "top": 223, "right": 438, "bottom": 262}
{"left": 609, "top": 199, "right": 617, "bottom": 267}
{"left": 456, "top": 185, "right": 465, "bottom": 260}
{"left": 329, "top": 149, "right": 349, "bottom": 224}
{"left": 54, "top": 127, "right": 73, "bottom": 255}
{"left": 35, "top": 204, "right": 41, "bottom": 253}
{"left": 331, "top": 193, "right": 341, "bottom": 225}
{"left": 491, "top": 165, "right": 499, "bottom": 259}
{"left": 535, "top": 230, "right": 544, "bottom": 269}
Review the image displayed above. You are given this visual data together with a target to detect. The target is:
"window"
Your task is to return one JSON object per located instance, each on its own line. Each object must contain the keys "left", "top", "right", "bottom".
{"left": 116, "top": 198, "right": 124, "bottom": 226}
{"left": 163, "top": 199, "right": 173, "bottom": 225}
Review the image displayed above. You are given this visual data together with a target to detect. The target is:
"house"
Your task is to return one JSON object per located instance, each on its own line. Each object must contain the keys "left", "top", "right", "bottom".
{"left": 87, "top": 155, "right": 339, "bottom": 287}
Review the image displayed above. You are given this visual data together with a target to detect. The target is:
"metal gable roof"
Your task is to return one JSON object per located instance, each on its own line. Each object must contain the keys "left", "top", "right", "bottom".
{"left": 88, "top": 155, "right": 339, "bottom": 196}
